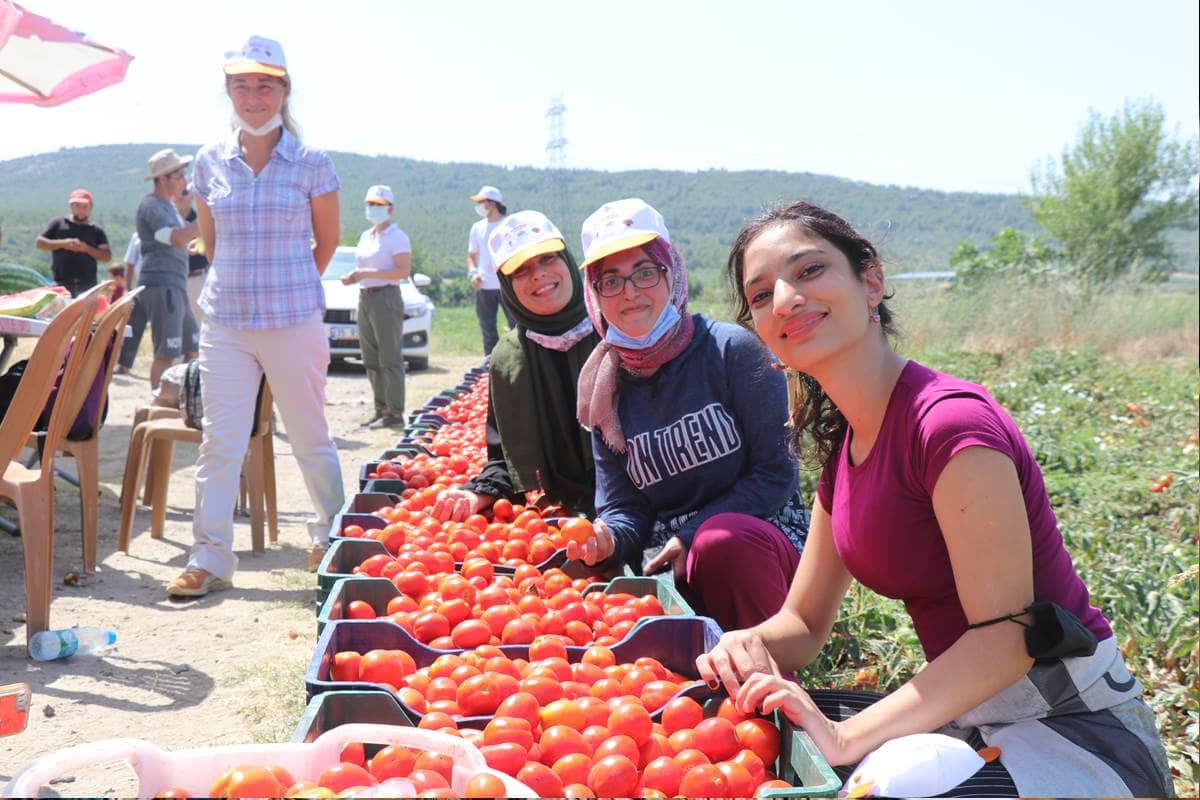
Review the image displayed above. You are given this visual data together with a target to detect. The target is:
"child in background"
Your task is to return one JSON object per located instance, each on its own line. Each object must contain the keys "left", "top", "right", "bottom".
{"left": 106, "top": 263, "right": 127, "bottom": 303}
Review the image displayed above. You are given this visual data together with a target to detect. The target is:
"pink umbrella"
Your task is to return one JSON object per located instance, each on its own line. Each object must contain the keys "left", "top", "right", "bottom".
{"left": 0, "top": 0, "right": 132, "bottom": 107}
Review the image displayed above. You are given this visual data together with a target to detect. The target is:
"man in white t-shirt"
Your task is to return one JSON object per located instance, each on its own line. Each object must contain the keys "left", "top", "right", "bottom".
{"left": 341, "top": 184, "right": 412, "bottom": 427}
{"left": 466, "top": 185, "right": 515, "bottom": 356}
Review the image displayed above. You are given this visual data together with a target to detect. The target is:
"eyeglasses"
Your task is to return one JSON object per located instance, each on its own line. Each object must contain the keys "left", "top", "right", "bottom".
{"left": 592, "top": 264, "right": 667, "bottom": 298}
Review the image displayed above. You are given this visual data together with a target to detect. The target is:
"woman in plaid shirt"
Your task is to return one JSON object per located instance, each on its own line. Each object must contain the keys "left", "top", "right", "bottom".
{"left": 167, "top": 36, "right": 345, "bottom": 596}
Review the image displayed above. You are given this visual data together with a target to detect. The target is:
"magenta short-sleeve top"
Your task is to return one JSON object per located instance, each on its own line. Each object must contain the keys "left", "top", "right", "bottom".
{"left": 817, "top": 361, "right": 1111, "bottom": 660}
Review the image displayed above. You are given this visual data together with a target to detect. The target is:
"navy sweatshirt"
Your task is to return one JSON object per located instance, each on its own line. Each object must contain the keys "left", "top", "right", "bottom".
{"left": 594, "top": 315, "right": 805, "bottom": 568}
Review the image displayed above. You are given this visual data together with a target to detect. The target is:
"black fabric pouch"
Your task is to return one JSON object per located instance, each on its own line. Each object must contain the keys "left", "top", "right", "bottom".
{"left": 968, "top": 601, "right": 1098, "bottom": 662}
{"left": 1023, "top": 601, "right": 1098, "bottom": 661}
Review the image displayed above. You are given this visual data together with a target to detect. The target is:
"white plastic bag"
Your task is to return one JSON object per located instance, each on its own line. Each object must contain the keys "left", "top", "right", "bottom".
{"left": 841, "top": 733, "right": 986, "bottom": 797}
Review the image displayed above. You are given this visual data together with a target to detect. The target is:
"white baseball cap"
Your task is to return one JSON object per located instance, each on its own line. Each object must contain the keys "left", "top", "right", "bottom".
{"left": 488, "top": 210, "right": 566, "bottom": 276}
{"left": 469, "top": 185, "right": 503, "bottom": 203}
{"left": 223, "top": 35, "right": 287, "bottom": 78}
{"left": 579, "top": 198, "right": 670, "bottom": 271}
{"left": 364, "top": 185, "right": 394, "bottom": 205}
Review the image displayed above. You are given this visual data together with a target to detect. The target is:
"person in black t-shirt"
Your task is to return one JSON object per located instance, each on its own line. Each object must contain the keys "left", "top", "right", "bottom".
{"left": 36, "top": 188, "right": 112, "bottom": 296}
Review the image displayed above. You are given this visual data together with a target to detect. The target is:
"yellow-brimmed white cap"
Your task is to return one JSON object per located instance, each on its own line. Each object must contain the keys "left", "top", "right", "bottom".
{"left": 364, "top": 185, "right": 394, "bottom": 205}
{"left": 488, "top": 210, "right": 566, "bottom": 275}
{"left": 223, "top": 35, "right": 288, "bottom": 78}
{"left": 469, "top": 185, "right": 503, "bottom": 203}
{"left": 579, "top": 198, "right": 670, "bottom": 271}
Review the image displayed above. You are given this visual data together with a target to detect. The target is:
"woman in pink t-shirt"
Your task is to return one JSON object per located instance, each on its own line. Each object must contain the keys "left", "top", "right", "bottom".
{"left": 696, "top": 201, "right": 1170, "bottom": 796}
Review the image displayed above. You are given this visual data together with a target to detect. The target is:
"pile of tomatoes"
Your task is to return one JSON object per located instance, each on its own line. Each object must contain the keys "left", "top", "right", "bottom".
{"left": 335, "top": 558, "right": 665, "bottom": 649}
{"left": 153, "top": 744, "right": 512, "bottom": 798}
{"left": 365, "top": 379, "right": 491, "bottom": 497}
{"left": 330, "top": 641, "right": 690, "bottom": 720}
{"left": 323, "top": 642, "right": 797, "bottom": 797}
{"left": 339, "top": 503, "right": 594, "bottom": 568}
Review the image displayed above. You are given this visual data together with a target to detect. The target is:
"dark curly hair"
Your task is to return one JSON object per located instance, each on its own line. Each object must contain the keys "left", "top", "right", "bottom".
{"left": 726, "top": 201, "right": 896, "bottom": 467}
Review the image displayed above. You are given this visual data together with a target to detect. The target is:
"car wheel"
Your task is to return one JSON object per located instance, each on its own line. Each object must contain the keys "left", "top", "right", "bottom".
{"left": 407, "top": 356, "right": 429, "bottom": 371}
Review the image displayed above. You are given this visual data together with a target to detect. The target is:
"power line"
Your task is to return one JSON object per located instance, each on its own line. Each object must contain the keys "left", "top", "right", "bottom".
{"left": 545, "top": 95, "right": 567, "bottom": 221}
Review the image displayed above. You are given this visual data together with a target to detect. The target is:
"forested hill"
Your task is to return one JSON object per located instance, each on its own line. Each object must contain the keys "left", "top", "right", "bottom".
{"left": 1, "top": 142, "right": 1038, "bottom": 276}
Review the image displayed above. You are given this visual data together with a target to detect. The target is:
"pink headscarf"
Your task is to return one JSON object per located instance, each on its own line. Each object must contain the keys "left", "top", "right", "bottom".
{"left": 576, "top": 237, "right": 695, "bottom": 453}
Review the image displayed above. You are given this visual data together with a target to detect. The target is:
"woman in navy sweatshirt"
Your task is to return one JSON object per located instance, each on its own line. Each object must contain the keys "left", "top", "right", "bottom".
{"left": 574, "top": 198, "right": 809, "bottom": 630}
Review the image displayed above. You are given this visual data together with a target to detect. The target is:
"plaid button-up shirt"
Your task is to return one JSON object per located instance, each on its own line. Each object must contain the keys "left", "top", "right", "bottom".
{"left": 192, "top": 129, "right": 340, "bottom": 330}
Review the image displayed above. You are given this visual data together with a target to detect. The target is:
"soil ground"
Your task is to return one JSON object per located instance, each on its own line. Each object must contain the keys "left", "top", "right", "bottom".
{"left": 0, "top": 345, "right": 479, "bottom": 794}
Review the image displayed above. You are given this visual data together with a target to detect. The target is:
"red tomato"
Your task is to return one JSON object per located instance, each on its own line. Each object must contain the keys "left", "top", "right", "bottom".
{"left": 694, "top": 716, "right": 741, "bottom": 762}
{"left": 330, "top": 651, "right": 361, "bottom": 682}
{"left": 731, "top": 748, "right": 768, "bottom": 784}
{"left": 345, "top": 600, "right": 376, "bottom": 620}
{"left": 358, "top": 649, "right": 416, "bottom": 686}
{"left": 220, "top": 766, "right": 284, "bottom": 798}
{"left": 495, "top": 691, "right": 541, "bottom": 729}
{"left": 594, "top": 734, "right": 640, "bottom": 764}
{"left": 586, "top": 754, "right": 640, "bottom": 798}
{"left": 483, "top": 716, "right": 535, "bottom": 750}
{"left": 408, "top": 769, "right": 450, "bottom": 793}
{"left": 539, "top": 725, "right": 590, "bottom": 765}
{"left": 465, "top": 773, "right": 507, "bottom": 798}
{"left": 551, "top": 752, "right": 594, "bottom": 787}
{"left": 451, "top": 618, "right": 492, "bottom": 649}
{"left": 736, "top": 718, "right": 782, "bottom": 766}
{"left": 642, "top": 756, "right": 684, "bottom": 797}
{"left": 607, "top": 703, "right": 653, "bottom": 746}
{"left": 517, "top": 762, "right": 565, "bottom": 798}
{"left": 480, "top": 742, "right": 528, "bottom": 777}
{"left": 317, "top": 763, "right": 377, "bottom": 793}
{"left": 660, "top": 695, "right": 704, "bottom": 734}
{"left": 368, "top": 745, "right": 417, "bottom": 780}
{"left": 678, "top": 763, "right": 729, "bottom": 797}
{"left": 339, "top": 741, "right": 365, "bottom": 767}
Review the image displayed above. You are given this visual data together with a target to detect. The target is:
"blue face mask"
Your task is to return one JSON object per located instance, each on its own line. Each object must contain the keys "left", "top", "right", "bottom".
{"left": 605, "top": 303, "right": 681, "bottom": 350}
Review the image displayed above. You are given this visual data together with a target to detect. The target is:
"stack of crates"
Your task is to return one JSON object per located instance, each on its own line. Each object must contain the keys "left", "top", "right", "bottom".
{"left": 304, "top": 361, "right": 840, "bottom": 797}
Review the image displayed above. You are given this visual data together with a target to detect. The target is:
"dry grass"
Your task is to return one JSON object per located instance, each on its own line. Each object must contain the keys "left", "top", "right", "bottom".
{"left": 889, "top": 281, "right": 1199, "bottom": 361}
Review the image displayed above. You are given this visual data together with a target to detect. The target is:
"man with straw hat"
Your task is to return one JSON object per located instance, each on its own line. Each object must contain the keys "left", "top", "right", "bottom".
{"left": 135, "top": 147, "right": 200, "bottom": 389}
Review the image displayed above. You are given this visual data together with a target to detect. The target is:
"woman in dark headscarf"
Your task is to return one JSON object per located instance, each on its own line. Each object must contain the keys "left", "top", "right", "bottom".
{"left": 432, "top": 210, "right": 600, "bottom": 522}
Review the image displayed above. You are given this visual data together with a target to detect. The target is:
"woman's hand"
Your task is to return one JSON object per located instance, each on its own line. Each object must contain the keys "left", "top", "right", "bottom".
{"left": 737, "top": 673, "right": 853, "bottom": 766}
{"left": 643, "top": 536, "right": 687, "bottom": 580}
{"left": 566, "top": 518, "right": 615, "bottom": 565}
{"left": 431, "top": 489, "right": 490, "bottom": 522}
{"left": 696, "top": 628, "right": 781, "bottom": 697}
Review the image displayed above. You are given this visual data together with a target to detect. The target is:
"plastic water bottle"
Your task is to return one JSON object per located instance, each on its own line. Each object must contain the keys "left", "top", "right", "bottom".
{"left": 28, "top": 627, "right": 117, "bottom": 661}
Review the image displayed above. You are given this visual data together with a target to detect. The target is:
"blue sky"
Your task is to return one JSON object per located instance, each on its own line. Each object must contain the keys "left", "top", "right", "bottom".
{"left": 2, "top": 0, "right": 1196, "bottom": 194}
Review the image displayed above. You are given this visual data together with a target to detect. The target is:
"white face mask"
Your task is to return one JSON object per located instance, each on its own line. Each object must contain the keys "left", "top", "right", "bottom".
{"left": 474, "top": 202, "right": 489, "bottom": 218}
{"left": 365, "top": 206, "right": 390, "bottom": 224}
{"left": 235, "top": 112, "right": 283, "bottom": 137}
{"left": 605, "top": 303, "right": 682, "bottom": 350}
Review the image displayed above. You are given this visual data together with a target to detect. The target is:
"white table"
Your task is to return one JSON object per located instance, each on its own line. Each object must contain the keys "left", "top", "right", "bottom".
{"left": 0, "top": 315, "right": 50, "bottom": 372}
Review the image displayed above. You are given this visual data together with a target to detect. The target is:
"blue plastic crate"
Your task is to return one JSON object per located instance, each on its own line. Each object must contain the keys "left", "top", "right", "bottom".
{"left": 319, "top": 573, "right": 687, "bottom": 636}
{"left": 361, "top": 478, "right": 407, "bottom": 495}
{"left": 337, "top": 493, "right": 401, "bottom": 517}
{"left": 306, "top": 616, "right": 723, "bottom": 727}
{"left": 328, "top": 512, "right": 390, "bottom": 545}
{"left": 291, "top": 691, "right": 413, "bottom": 743}
{"left": 316, "top": 538, "right": 392, "bottom": 607}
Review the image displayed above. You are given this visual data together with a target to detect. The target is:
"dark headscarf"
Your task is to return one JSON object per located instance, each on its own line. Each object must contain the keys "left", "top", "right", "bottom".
{"left": 489, "top": 247, "right": 600, "bottom": 512}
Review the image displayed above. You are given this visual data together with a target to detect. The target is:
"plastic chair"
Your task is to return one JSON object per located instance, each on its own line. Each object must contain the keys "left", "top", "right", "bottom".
{"left": 26, "top": 287, "right": 140, "bottom": 574}
{"left": 117, "top": 379, "right": 277, "bottom": 554}
{"left": 0, "top": 289, "right": 102, "bottom": 639}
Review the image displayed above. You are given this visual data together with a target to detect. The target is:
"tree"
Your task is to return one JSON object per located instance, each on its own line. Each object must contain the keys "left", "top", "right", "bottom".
{"left": 949, "top": 226, "right": 1058, "bottom": 288}
{"left": 1028, "top": 98, "right": 1199, "bottom": 286}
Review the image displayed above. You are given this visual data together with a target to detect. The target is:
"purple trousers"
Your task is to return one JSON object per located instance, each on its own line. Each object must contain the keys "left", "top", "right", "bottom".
{"left": 683, "top": 512, "right": 800, "bottom": 631}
